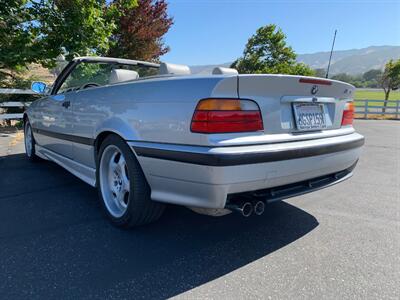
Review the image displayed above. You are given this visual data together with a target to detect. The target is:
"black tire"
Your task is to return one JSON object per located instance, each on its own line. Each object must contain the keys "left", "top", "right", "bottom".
{"left": 24, "top": 120, "right": 40, "bottom": 162}
{"left": 96, "top": 134, "right": 165, "bottom": 228}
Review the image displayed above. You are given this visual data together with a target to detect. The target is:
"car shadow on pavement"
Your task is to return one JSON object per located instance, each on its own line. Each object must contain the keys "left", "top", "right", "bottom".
{"left": 0, "top": 153, "right": 319, "bottom": 299}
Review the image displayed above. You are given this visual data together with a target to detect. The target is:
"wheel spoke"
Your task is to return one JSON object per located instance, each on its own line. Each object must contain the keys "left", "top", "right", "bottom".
{"left": 109, "top": 152, "right": 118, "bottom": 171}
{"left": 117, "top": 155, "right": 126, "bottom": 169}
{"left": 119, "top": 159, "right": 130, "bottom": 193}
{"left": 122, "top": 176, "right": 130, "bottom": 193}
{"left": 116, "top": 190, "right": 128, "bottom": 208}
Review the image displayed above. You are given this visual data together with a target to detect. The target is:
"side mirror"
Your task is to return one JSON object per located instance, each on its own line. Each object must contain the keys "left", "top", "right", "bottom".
{"left": 31, "top": 81, "right": 47, "bottom": 94}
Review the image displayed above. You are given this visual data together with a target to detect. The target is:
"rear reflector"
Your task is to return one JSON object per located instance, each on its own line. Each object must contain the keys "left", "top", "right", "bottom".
{"left": 299, "top": 78, "right": 332, "bottom": 86}
{"left": 341, "top": 102, "right": 354, "bottom": 126}
{"left": 191, "top": 99, "right": 263, "bottom": 133}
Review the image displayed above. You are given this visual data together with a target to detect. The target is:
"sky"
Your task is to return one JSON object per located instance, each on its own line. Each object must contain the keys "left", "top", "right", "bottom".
{"left": 161, "top": 0, "right": 400, "bottom": 65}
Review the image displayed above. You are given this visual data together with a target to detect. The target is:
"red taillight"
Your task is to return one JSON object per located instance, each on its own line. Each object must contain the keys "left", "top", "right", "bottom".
{"left": 341, "top": 102, "right": 354, "bottom": 126}
{"left": 191, "top": 99, "right": 263, "bottom": 133}
{"left": 299, "top": 78, "right": 332, "bottom": 86}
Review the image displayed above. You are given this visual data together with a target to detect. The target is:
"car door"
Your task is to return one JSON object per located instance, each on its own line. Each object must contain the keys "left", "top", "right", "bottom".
{"left": 33, "top": 90, "right": 75, "bottom": 159}
{"left": 69, "top": 62, "right": 116, "bottom": 169}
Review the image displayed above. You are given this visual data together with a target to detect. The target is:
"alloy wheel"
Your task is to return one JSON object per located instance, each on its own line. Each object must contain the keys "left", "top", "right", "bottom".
{"left": 99, "top": 145, "right": 131, "bottom": 218}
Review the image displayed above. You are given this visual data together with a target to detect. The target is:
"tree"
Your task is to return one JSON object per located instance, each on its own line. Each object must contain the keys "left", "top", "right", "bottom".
{"left": 380, "top": 59, "right": 400, "bottom": 112}
{"left": 231, "top": 24, "right": 314, "bottom": 76}
{"left": 314, "top": 68, "right": 326, "bottom": 78}
{"left": 107, "top": 0, "right": 173, "bottom": 61}
{"left": 362, "top": 69, "right": 382, "bottom": 88}
{"left": 31, "top": 0, "right": 138, "bottom": 65}
{"left": 363, "top": 69, "right": 382, "bottom": 82}
{"left": 0, "top": 1, "right": 42, "bottom": 79}
{"left": 331, "top": 73, "right": 355, "bottom": 83}
{"left": 0, "top": 0, "right": 138, "bottom": 86}
{"left": 0, "top": 0, "right": 172, "bottom": 82}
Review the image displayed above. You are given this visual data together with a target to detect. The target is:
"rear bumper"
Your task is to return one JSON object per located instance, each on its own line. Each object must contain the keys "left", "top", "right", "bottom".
{"left": 129, "top": 132, "right": 364, "bottom": 208}
{"left": 229, "top": 161, "right": 357, "bottom": 204}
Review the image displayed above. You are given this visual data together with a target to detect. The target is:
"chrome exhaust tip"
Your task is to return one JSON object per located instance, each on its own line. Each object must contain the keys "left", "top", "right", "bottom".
{"left": 241, "top": 202, "right": 253, "bottom": 217}
{"left": 226, "top": 201, "right": 253, "bottom": 217}
{"left": 254, "top": 201, "right": 265, "bottom": 216}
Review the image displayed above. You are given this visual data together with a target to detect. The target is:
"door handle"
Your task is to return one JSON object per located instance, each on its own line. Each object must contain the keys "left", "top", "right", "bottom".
{"left": 62, "top": 101, "right": 70, "bottom": 109}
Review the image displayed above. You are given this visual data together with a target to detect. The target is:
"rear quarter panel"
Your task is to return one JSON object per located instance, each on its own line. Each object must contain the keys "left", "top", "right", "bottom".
{"left": 71, "top": 75, "right": 238, "bottom": 167}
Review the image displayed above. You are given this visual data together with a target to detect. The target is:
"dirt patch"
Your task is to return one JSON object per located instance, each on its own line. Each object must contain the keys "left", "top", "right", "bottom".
{"left": 9, "top": 131, "right": 23, "bottom": 148}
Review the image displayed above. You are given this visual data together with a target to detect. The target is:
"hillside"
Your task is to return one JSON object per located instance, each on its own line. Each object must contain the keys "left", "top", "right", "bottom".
{"left": 297, "top": 46, "right": 400, "bottom": 75}
{"left": 190, "top": 45, "right": 400, "bottom": 75}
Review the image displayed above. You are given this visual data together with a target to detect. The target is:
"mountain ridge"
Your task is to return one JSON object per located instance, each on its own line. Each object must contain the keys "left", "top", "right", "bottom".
{"left": 190, "top": 45, "right": 400, "bottom": 75}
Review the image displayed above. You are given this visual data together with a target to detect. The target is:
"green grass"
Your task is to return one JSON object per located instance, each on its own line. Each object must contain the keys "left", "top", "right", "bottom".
{"left": 354, "top": 90, "right": 399, "bottom": 107}
{"left": 354, "top": 90, "right": 400, "bottom": 100}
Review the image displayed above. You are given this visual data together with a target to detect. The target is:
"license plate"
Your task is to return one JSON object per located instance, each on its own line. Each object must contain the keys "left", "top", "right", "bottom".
{"left": 293, "top": 103, "right": 326, "bottom": 131}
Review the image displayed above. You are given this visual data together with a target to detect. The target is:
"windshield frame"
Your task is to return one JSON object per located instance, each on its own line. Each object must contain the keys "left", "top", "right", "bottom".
{"left": 51, "top": 57, "right": 160, "bottom": 95}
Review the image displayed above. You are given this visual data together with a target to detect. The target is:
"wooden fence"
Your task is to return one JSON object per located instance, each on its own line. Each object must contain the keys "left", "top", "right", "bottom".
{"left": 354, "top": 99, "right": 400, "bottom": 119}
{"left": 0, "top": 89, "right": 34, "bottom": 121}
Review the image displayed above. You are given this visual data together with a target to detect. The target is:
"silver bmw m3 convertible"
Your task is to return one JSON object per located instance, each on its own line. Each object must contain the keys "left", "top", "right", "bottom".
{"left": 24, "top": 56, "right": 364, "bottom": 227}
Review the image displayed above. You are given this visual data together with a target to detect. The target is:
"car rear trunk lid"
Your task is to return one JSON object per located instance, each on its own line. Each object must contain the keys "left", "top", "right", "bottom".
{"left": 237, "top": 74, "right": 355, "bottom": 135}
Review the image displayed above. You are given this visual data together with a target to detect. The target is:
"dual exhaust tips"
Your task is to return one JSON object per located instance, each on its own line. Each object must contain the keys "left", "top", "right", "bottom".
{"left": 226, "top": 200, "right": 265, "bottom": 217}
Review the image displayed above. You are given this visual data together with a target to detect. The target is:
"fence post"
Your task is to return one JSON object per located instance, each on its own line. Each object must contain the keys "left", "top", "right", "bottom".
{"left": 364, "top": 100, "right": 368, "bottom": 119}
{"left": 396, "top": 100, "right": 400, "bottom": 120}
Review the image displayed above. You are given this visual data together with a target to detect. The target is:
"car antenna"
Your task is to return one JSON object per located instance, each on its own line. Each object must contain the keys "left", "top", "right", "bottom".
{"left": 326, "top": 29, "right": 337, "bottom": 78}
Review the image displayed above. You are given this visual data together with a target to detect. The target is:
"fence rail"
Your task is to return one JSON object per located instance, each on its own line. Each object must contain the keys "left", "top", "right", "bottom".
{"left": 0, "top": 101, "right": 32, "bottom": 121}
{"left": 354, "top": 99, "right": 400, "bottom": 119}
{"left": 0, "top": 88, "right": 35, "bottom": 95}
{"left": 0, "top": 89, "right": 35, "bottom": 121}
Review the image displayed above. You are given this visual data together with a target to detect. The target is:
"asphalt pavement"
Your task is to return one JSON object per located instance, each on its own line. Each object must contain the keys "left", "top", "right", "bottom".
{"left": 0, "top": 120, "right": 399, "bottom": 299}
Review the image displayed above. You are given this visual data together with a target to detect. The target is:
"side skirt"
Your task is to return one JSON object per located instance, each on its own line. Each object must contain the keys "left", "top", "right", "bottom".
{"left": 36, "top": 145, "right": 97, "bottom": 187}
